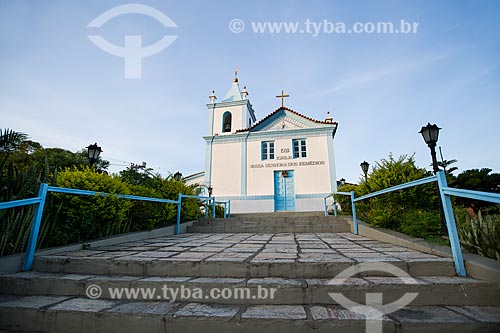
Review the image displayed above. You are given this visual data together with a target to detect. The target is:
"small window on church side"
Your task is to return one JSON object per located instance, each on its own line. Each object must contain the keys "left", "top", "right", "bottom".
{"left": 222, "top": 111, "right": 232, "bottom": 132}
{"left": 261, "top": 141, "right": 275, "bottom": 160}
{"left": 293, "top": 139, "right": 307, "bottom": 158}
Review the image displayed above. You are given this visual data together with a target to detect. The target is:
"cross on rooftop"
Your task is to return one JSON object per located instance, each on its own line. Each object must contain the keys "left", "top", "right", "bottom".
{"left": 276, "top": 89, "right": 289, "bottom": 108}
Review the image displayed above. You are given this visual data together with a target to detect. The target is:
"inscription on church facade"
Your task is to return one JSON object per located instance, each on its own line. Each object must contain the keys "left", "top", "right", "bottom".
{"left": 249, "top": 160, "right": 326, "bottom": 168}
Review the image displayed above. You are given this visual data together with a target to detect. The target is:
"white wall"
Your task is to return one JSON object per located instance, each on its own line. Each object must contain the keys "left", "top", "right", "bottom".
{"left": 212, "top": 104, "right": 250, "bottom": 135}
{"left": 211, "top": 142, "right": 242, "bottom": 196}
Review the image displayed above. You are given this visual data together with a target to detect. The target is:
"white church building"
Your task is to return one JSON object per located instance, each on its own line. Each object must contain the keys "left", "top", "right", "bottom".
{"left": 186, "top": 73, "right": 339, "bottom": 213}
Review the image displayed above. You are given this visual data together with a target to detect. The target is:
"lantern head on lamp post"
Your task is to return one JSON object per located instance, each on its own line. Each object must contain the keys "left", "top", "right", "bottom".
{"left": 340, "top": 178, "right": 346, "bottom": 187}
{"left": 360, "top": 161, "right": 370, "bottom": 181}
{"left": 173, "top": 172, "right": 182, "bottom": 181}
{"left": 86, "top": 143, "right": 102, "bottom": 167}
{"left": 419, "top": 123, "right": 441, "bottom": 174}
{"left": 208, "top": 185, "right": 213, "bottom": 197}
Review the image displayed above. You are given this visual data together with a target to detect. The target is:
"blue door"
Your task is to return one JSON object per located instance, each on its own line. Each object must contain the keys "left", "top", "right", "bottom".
{"left": 274, "top": 170, "right": 296, "bottom": 211}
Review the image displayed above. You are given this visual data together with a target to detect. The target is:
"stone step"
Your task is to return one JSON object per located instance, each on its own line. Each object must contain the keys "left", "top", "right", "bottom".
{"left": 1, "top": 272, "right": 498, "bottom": 306}
{"left": 190, "top": 216, "right": 351, "bottom": 233}
{"left": 33, "top": 254, "right": 456, "bottom": 278}
{"left": 1, "top": 296, "right": 499, "bottom": 333}
{"left": 230, "top": 211, "right": 327, "bottom": 218}
{"left": 197, "top": 216, "right": 347, "bottom": 223}
{"left": 187, "top": 225, "right": 351, "bottom": 234}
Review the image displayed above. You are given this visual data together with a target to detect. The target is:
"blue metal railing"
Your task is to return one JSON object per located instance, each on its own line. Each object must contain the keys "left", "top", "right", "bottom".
{"left": 324, "top": 171, "right": 500, "bottom": 277}
{"left": 0, "top": 183, "right": 228, "bottom": 271}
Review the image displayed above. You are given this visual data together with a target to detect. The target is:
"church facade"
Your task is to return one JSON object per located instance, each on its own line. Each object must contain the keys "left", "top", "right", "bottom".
{"left": 200, "top": 74, "right": 338, "bottom": 213}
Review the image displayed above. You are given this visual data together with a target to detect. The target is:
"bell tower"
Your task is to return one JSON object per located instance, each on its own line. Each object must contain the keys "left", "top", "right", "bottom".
{"left": 206, "top": 70, "right": 256, "bottom": 136}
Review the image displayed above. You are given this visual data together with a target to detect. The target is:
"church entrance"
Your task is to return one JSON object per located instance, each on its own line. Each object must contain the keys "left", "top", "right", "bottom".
{"left": 274, "top": 170, "right": 296, "bottom": 211}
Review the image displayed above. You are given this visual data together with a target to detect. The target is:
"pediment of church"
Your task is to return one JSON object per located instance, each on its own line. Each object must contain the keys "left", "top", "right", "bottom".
{"left": 238, "top": 107, "right": 335, "bottom": 133}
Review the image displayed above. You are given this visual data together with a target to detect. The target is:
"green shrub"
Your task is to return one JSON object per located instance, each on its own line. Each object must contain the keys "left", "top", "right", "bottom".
{"left": 126, "top": 184, "right": 168, "bottom": 232}
{"left": 399, "top": 209, "right": 441, "bottom": 239}
{"left": 53, "top": 167, "right": 133, "bottom": 244}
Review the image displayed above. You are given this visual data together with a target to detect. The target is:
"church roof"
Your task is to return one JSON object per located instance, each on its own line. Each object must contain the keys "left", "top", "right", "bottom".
{"left": 236, "top": 106, "right": 337, "bottom": 133}
{"left": 222, "top": 81, "right": 243, "bottom": 102}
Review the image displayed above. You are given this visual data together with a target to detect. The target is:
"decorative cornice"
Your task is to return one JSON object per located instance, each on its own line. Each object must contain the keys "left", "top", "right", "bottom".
{"left": 204, "top": 126, "right": 337, "bottom": 144}
{"left": 206, "top": 100, "right": 250, "bottom": 109}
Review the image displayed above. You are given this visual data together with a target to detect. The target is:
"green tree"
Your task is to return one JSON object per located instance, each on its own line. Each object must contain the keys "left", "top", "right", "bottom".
{"left": 453, "top": 168, "right": 500, "bottom": 212}
{"left": 336, "top": 154, "right": 441, "bottom": 238}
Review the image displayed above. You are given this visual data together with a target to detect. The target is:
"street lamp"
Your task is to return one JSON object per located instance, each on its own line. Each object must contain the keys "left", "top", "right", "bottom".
{"left": 208, "top": 185, "right": 213, "bottom": 197}
{"left": 340, "top": 178, "right": 346, "bottom": 187}
{"left": 419, "top": 122, "right": 447, "bottom": 234}
{"left": 419, "top": 123, "right": 441, "bottom": 174}
{"left": 360, "top": 161, "right": 370, "bottom": 181}
{"left": 173, "top": 172, "right": 182, "bottom": 181}
{"left": 86, "top": 143, "right": 102, "bottom": 167}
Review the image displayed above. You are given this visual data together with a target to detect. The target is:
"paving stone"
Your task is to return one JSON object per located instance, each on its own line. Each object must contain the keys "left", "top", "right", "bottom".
{"left": 175, "top": 303, "right": 239, "bottom": 317}
{"left": 447, "top": 306, "right": 500, "bottom": 323}
{"left": 49, "top": 298, "right": 118, "bottom": 312}
{"left": 87, "top": 275, "right": 139, "bottom": 282}
{"left": 62, "top": 274, "right": 97, "bottom": 281}
{"left": 128, "top": 246, "right": 160, "bottom": 251}
{"left": 364, "top": 277, "right": 427, "bottom": 285}
{"left": 166, "top": 252, "right": 217, "bottom": 261}
{"left": 0, "top": 295, "right": 69, "bottom": 309}
{"left": 62, "top": 250, "right": 106, "bottom": 257}
{"left": 310, "top": 305, "right": 385, "bottom": 320}
{"left": 253, "top": 253, "right": 298, "bottom": 261}
{"left": 300, "top": 248, "right": 337, "bottom": 253}
{"left": 191, "top": 277, "right": 246, "bottom": 284}
{"left": 247, "top": 277, "right": 304, "bottom": 287}
{"left": 206, "top": 252, "right": 253, "bottom": 262}
{"left": 299, "top": 242, "right": 330, "bottom": 249}
{"left": 391, "top": 306, "right": 473, "bottom": 323}
{"left": 140, "top": 276, "right": 192, "bottom": 283}
{"left": 190, "top": 247, "right": 226, "bottom": 252}
{"left": 242, "top": 305, "right": 306, "bottom": 319}
{"left": 107, "top": 301, "right": 177, "bottom": 315}
{"left": 308, "top": 277, "right": 369, "bottom": 286}
{"left": 298, "top": 253, "right": 347, "bottom": 262}
{"left": 129, "top": 251, "right": 178, "bottom": 258}
{"left": 157, "top": 246, "right": 188, "bottom": 252}
{"left": 92, "top": 251, "right": 140, "bottom": 258}
{"left": 224, "top": 247, "right": 260, "bottom": 253}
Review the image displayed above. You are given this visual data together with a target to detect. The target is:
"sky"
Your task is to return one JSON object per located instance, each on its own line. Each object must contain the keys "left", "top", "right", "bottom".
{"left": 1, "top": 0, "right": 499, "bottom": 184}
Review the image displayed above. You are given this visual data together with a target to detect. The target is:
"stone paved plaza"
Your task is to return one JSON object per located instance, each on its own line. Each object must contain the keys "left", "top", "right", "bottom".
{"left": 45, "top": 232, "right": 449, "bottom": 264}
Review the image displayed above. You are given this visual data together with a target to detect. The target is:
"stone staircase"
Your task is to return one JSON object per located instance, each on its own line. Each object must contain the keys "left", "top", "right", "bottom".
{"left": 188, "top": 211, "right": 352, "bottom": 233}
{"left": 1, "top": 214, "right": 499, "bottom": 332}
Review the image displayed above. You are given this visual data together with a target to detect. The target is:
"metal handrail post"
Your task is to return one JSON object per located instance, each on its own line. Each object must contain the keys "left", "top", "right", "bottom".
{"left": 23, "top": 183, "right": 48, "bottom": 271}
{"left": 176, "top": 194, "right": 182, "bottom": 235}
{"left": 436, "top": 171, "right": 466, "bottom": 276}
{"left": 351, "top": 191, "right": 358, "bottom": 235}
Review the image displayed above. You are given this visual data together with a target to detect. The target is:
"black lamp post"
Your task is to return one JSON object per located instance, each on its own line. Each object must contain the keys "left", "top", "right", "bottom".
{"left": 86, "top": 143, "right": 102, "bottom": 167}
{"left": 360, "top": 161, "right": 370, "bottom": 181}
{"left": 419, "top": 123, "right": 447, "bottom": 234}
{"left": 208, "top": 185, "right": 213, "bottom": 197}
{"left": 173, "top": 172, "right": 182, "bottom": 181}
{"left": 340, "top": 178, "right": 346, "bottom": 187}
{"left": 419, "top": 123, "right": 441, "bottom": 174}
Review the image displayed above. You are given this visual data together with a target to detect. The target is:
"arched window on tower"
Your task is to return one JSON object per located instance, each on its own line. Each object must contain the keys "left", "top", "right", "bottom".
{"left": 222, "top": 111, "right": 232, "bottom": 132}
